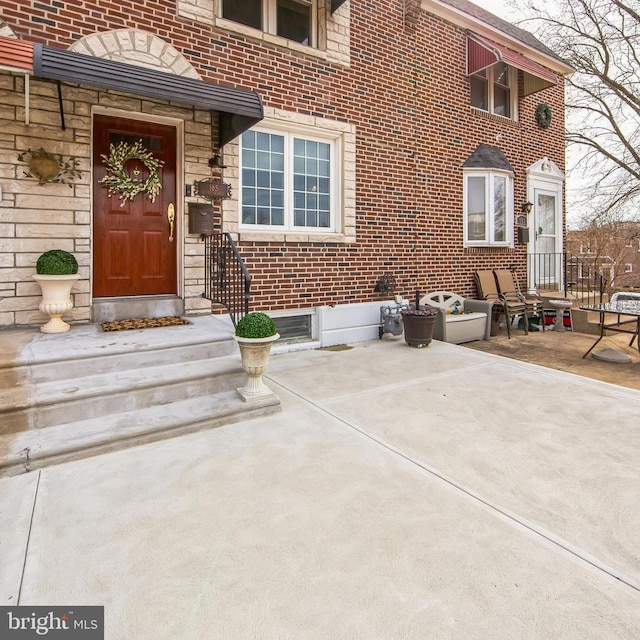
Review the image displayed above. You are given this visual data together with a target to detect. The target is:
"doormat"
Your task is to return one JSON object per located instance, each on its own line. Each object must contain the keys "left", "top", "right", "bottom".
{"left": 316, "top": 345, "right": 353, "bottom": 352}
{"left": 100, "top": 316, "right": 191, "bottom": 332}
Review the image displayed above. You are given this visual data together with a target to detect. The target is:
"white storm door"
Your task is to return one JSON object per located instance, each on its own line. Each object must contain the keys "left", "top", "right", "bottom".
{"left": 533, "top": 190, "right": 560, "bottom": 288}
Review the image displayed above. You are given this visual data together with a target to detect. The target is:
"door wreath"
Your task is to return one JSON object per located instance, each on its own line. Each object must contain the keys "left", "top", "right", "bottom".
{"left": 535, "top": 103, "right": 552, "bottom": 129}
{"left": 100, "top": 140, "right": 164, "bottom": 206}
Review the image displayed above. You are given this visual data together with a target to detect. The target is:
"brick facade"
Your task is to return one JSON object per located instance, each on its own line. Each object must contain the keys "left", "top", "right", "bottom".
{"left": 0, "top": 0, "right": 568, "bottom": 328}
{"left": 567, "top": 224, "right": 640, "bottom": 292}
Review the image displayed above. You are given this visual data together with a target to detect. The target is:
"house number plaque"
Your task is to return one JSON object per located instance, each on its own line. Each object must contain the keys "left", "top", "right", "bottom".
{"left": 194, "top": 178, "right": 231, "bottom": 201}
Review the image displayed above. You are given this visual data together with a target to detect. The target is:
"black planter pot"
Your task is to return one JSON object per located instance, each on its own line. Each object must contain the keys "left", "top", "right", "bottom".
{"left": 402, "top": 314, "right": 437, "bottom": 348}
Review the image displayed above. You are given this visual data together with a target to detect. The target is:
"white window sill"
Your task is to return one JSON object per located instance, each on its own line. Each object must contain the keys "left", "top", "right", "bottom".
{"left": 470, "top": 107, "right": 518, "bottom": 125}
{"left": 464, "top": 243, "right": 515, "bottom": 249}
{"left": 237, "top": 230, "right": 354, "bottom": 244}
{"left": 216, "top": 18, "right": 328, "bottom": 62}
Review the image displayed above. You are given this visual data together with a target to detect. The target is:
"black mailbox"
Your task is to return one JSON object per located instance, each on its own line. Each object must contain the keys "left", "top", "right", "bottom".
{"left": 188, "top": 203, "right": 215, "bottom": 235}
{"left": 517, "top": 227, "right": 530, "bottom": 244}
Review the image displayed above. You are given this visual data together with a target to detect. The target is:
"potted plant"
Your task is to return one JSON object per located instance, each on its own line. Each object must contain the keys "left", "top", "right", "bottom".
{"left": 32, "top": 249, "right": 81, "bottom": 333}
{"left": 400, "top": 290, "right": 438, "bottom": 348}
{"left": 234, "top": 312, "right": 280, "bottom": 401}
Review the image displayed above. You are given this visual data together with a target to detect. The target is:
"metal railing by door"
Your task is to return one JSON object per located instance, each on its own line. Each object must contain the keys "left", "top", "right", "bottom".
{"left": 527, "top": 252, "right": 606, "bottom": 305}
{"left": 203, "top": 233, "right": 251, "bottom": 328}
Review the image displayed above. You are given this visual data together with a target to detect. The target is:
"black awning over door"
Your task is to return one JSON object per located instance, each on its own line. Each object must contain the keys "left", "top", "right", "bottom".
{"left": 33, "top": 44, "right": 263, "bottom": 145}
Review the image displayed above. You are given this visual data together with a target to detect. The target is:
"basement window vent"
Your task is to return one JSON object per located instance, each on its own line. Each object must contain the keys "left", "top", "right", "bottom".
{"left": 272, "top": 314, "right": 312, "bottom": 343}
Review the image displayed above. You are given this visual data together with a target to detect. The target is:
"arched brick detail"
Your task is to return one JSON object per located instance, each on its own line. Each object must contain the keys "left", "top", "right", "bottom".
{"left": 69, "top": 29, "right": 201, "bottom": 79}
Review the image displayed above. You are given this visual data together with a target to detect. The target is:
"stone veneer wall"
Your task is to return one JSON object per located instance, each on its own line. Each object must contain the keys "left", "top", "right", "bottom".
{"left": 69, "top": 30, "right": 203, "bottom": 78}
{"left": 0, "top": 70, "right": 214, "bottom": 327}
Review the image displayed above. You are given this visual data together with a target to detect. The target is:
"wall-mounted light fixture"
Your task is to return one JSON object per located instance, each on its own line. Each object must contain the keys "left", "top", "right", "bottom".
{"left": 516, "top": 201, "right": 533, "bottom": 228}
{"left": 521, "top": 201, "right": 533, "bottom": 214}
{"left": 208, "top": 152, "right": 227, "bottom": 170}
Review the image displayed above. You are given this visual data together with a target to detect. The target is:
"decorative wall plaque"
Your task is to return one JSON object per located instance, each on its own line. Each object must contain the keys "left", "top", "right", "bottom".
{"left": 194, "top": 178, "right": 231, "bottom": 201}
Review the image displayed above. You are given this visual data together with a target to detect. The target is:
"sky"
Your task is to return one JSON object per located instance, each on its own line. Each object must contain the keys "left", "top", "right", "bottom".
{"left": 467, "top": 0, "right": 522, "bottom": 20}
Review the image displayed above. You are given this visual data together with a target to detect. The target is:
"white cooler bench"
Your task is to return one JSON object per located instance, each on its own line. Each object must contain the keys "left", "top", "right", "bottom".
{"left": 420, "top": 291, "right": 492, "bottom": 344}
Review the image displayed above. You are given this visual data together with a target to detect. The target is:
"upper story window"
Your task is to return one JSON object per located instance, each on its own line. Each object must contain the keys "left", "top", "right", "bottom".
{"left": 239, "top": 125, "right": 339, "bottom": 233}
{"left": 464, "top": 170, "right": 513, "bottom": 247}
{"left": 221, "top": 0, "right": 316, "bottom": 47}
{"left": 470, "top": 62, "right": 516, "bottom": 119}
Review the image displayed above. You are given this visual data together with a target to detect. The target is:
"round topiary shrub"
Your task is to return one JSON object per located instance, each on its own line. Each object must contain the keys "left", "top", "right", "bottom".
{"left": 235, "top": 312, "right": 277, "bottom": 339}
{"left": 36, "top": 250, "right": 78, "bottom": 275}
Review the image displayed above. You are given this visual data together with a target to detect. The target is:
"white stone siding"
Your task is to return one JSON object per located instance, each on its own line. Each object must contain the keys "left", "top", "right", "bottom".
{"left": 0, "top": 71, "right": 214, "bottom": 328}
{"left": 70, "top": 31, "right": 202, "bottom": 79}
{"left": 0, "top": 20, "right": 16, "bottom": 38}
{"left": 0, "top": 73, "right": 90, "bottom": 327}
{"left": 183, "top": 110, "right": 217, "bottom": 315}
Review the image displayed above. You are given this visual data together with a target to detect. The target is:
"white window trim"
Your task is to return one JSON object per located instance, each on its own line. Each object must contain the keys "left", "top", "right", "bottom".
{"left": 526, "top": 157, "right": 565, "bottom": 255}
{"left": 222, "top": 108, "right": 356, "bottom": 244}
{"left": 219, "top": 0, "right": 318, "bottom": 48}
{"left": 525, "top": 156, "right": 565, "bottom": 291}
{"left": 471, "top": 64, "right": 518, "bottom": 122}
{"left": 463, "top": 169, "right": 514, "bottom": 248}
{"left": 238, "top": 122, "right": 340, "bottom": 233}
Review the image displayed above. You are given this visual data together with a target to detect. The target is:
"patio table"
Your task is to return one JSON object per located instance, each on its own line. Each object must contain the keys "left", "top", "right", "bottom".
{"left": 579, "top": 302, "right": 640, "bottom": 359}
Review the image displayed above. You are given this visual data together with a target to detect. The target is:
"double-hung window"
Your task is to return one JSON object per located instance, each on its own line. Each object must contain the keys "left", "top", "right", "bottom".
{"left": 221, "top": 0, "right": 316, "bottom": 47}
{"left": 464, "top": 171, "right": 513, "bottom": 246}
{"left": 470, "top": 62, "right": 516, "bottom": 119}
{"left": 240, "top": 126, "right": 338, "bottom": 232}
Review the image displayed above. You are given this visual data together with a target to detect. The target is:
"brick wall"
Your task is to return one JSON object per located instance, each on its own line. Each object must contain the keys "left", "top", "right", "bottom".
{"left": 567, "top": 226, "right": 640, "bottom": 291}
{"left": 0, "top": 0, "right": 566, "bottom": 325}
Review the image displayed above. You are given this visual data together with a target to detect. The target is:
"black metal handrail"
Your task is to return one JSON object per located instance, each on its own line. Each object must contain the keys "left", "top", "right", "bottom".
{"left": 564, "top": 253, "right": 607, "bottom": 305}
{"left": 527, "top": 252, "right": 606, "bottom": 305}
{"left": 203, "top": 233, "right": 251, "bottom": 327}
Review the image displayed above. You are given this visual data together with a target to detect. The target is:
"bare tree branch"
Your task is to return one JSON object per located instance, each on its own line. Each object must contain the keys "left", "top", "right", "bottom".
{"left": 520, "top": 0, "right": 640, "bottom": 223}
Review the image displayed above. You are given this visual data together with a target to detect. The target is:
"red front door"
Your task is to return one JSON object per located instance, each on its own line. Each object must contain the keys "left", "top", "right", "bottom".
{"left": 93, "top": 115, "right": 177, "bottom": 297}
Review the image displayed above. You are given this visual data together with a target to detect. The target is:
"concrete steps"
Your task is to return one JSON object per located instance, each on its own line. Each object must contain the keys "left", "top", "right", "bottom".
{"left": 0, "top": 316, "right": 281, "bottom": 476}
{"left": 1, "top": 392, "right": 278, "bottom": 475}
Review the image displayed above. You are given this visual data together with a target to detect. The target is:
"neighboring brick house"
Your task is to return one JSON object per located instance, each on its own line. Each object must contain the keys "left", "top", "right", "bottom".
{"left": 566, "top": 224, "right": 640, "bottom": 293}
{"left": 0, "top": 0, "right": 572, "bottom": 342}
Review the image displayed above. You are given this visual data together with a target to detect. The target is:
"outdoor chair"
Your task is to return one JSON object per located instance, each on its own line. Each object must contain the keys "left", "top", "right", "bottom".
{"left": 474, "top": 270, "right": 528, "bottom": 338}
{"left": 494, "top": 269, "right": 544, "bottom": 331}
{"left": 420, "top": 291, "right": 492, "bottom": 344}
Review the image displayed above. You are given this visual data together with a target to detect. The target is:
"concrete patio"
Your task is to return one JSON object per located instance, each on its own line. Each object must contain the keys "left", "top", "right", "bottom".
{"left": 2, "top": 336, "right": 639, "bottom": 638}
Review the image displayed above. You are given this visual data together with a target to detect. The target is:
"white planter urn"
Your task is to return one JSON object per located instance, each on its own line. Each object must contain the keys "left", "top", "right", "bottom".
{"left": 32, "top": 274, "right": 81, "bottom": 333}
{"left": 234, "top": 333, "right": 280, "bottom": 402}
